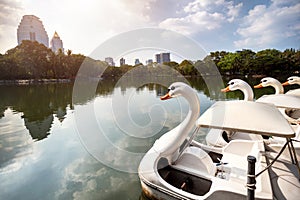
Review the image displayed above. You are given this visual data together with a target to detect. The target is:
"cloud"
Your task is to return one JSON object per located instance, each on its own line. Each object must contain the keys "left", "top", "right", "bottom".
{"left": 0, "top": 108, "right": 36, "bottom": 174}
{"left": 234, "top": 1, "right": 300, "bottom": 49}
{"left": 0, "top": 0, "right": 23, "bottom": 25}
{"left": 56, "top": 157, "right": 139, "bottom": 200}
{"left": 121, "top": 0, "right": 195, "bottom": 23}
{"left": 158, "top": 0, "right": 242, "bottom": 35}
{"left": 227, "top": 2, "right": 243, "bottom": 22}
{"left": 0, "top": 0, "right": 25, "bottom": 53}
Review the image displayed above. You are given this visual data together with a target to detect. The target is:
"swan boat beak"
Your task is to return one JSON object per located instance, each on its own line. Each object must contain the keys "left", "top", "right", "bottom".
{"left": 221, "top": 86, "right": 230, "bottom": 92}
{"left": 282, "top": 81, "right": 290, "bottom": 86}
{"left": 254, "top": 83, "right": 263, "bottom": 88}
{"left": 160, "top": 93, "right": 171, "bottom": 100}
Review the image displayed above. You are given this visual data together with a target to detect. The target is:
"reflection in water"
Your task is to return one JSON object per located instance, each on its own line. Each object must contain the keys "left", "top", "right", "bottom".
{"left": 0, "top": 108, "right": 34, "bottom": 170}
{"left": 0, "top": 77, "right": 274, "bottom": 200}
{"left": 55, "top": 156, "right": 141, "bottom": 200}
{"left": 0, "top": 84, "right": 73, "bottom": 140}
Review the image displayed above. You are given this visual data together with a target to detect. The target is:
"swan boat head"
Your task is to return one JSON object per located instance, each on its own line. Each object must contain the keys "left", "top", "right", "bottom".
{"left": 282, "top": 76, "right": 300, "bottom": 86}
{"left": 153, "top": 82, "right": 200, "bottom": 160}
{"left": 221, "top": 79, "right": 254, "bottom": 101}
{"left": 254, "top": 77, "right": 284, "bottom": 94}
{"left": 282, "top": 76, "right": 300, "bottom": 96}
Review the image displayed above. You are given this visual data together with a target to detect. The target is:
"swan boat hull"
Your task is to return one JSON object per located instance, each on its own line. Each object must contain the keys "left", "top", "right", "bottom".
{"left": 138, "top": 140, "right": 273, "bottom": 200}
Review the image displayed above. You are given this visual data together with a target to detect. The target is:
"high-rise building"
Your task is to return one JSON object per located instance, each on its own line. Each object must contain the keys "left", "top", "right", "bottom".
{"left": 135, "top": 58, "right": 141, "bottom": 65}
{"left": 146, "top": 59, "right": 153, "bottom": 65}
{"left": 120, "top": 58, "right": 125, "bottom": 66}
{"left": 50, "top": 31, "right": 64, "bottom": 53}
{"left": 155, "top": 53, "right": 171, "bottom": 64}
{"left": 17, "top": 15, "right": 49, "bottom": 47}
{"left": 105, "top": 57, "right": 115, "bottom": 66}
{"left": 155, "top": 54, "right": 161, "bottom": 64}
{"left": 161, "top": 53, "right": 171, "bottom": 63}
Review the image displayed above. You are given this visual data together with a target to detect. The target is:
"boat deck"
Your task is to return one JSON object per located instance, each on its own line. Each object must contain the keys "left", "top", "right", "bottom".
{"left": 265, "top": 151, "right": 300, "bottom": 200}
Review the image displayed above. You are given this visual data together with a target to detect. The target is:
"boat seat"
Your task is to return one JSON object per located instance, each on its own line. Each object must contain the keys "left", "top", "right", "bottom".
{"left": 205, "top": 128, "right": 229, "bottom": 147}
{"left": 206, "top": 128, "right": 263, "bottom": 148}
{"left": 279, "top": 108, "right": 300, "bottom": 124}
{"left": 222, "top": 140, "right": 261, "bottom": 170}
{"left": 172, "top": 146, "right": 216, "bottom": 176}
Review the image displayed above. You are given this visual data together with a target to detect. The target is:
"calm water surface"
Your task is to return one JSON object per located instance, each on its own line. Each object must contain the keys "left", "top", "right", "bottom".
{"left": 0, "top": 77, "right": 277, "bottom": 200}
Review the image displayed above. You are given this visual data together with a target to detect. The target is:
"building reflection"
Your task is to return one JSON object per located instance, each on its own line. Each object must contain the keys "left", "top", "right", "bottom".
{"left": 0, "top": 83, "right": 73, "bottom": 141}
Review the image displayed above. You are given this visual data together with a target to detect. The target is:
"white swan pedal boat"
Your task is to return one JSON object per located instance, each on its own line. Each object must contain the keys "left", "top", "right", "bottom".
{"left": 215, "top": 79, "right": 300, "bottom": 162}
{"left": 138, "top": 82, "right": 299, "bottom": 200}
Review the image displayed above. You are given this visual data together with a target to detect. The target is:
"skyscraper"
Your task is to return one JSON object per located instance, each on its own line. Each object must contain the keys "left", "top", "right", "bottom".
{"left": 146, "top": 59, "right": 153, "bottom": 65}
{"left": 105, "top": 57, "right": 115, "bottom": 66}
{"left": 50, "top": 31, "right": 64, "bottom": 53}
{"left": 120, "top": 58, "right": 125, "bottom": 66}
{"left": 155, "top": 53, "right": 171, "bottom": 64}
{"left": 155, "top": 54, "right": 161, "bottom": 64}
{"left": 17, "top": 15, "right": 49, "bottom": 47}
{"left": 161, "top": 53, "right": 171, "bottom": 63}
{"left": 135, "top": 58, "right": 141, "bottom": 65}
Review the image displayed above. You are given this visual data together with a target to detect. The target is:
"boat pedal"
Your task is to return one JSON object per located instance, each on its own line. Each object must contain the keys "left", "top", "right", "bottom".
{"left": 180, "top": 178, "right": 191, "bottom": 190}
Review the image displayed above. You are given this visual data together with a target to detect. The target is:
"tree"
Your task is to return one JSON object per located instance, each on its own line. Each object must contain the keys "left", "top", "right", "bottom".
{"left": 217, "top": 53, "right": 240, "bottom": 74}
{"left": 254, "top": 49, "right": 284, "bottom": 75}
{"left": 4, "top": 40, "right": 54, "bottom": 79}
{"left": 237, "top": 49, "right": 256, "bottom": 74}
{"left": 178, "top": 60, "right": 198, "bottom": 75}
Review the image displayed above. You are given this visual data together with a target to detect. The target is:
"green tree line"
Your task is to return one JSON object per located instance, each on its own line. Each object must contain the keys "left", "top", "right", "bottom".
{"left": 0, "top": 40, "right": 85, "bottom": 80}
{"left": 0, "top": 41, "right": 299, "bottom": 80}
{"left": 209, "top": 49, "right": 300, "bottom": 76}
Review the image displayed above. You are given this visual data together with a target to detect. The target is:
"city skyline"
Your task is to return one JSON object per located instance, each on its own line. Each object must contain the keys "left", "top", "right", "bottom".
{"left": 1, "top": 0, "right": 299, "bottom": 61}
{"left": 15, "top": 14, "right": 174, "bottom": 65}
{"left": 104, "top": 52, "right": 172, "bottom": 67}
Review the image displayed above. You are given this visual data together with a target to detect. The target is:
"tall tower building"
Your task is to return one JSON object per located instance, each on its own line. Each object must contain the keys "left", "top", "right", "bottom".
{"left": 155, "top": 54, "right": 161, "bottom": 64}
{"left": 146, "top": 59, "right": 153, "bottom": 65}
{"left": 105, "top": 57, "right": 115, "bottom": 66}
{"left": 134, "top": 58, "right": 141, "bottom": 65}
{"left": 161, "top": 53, "right": 171, "bottom": 63}
{"left": 50, "top": 31, "right": 64, "bottom": 53}
{"left": 120, "top": 58, "right": 125, "bottom": 66}
{"left": 155, "top": 53, "right": 170, "bottom": 64}
{"left": 17, "top": 15, "right": 49, "bottom": 47}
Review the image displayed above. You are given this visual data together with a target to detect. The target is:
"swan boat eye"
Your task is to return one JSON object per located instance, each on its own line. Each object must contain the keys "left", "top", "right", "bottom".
{"left": 168, "top": 86, "right": 175, "bottom": 92}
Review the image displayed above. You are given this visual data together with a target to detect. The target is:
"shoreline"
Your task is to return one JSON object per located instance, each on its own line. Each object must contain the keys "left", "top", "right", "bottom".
{"left": 0, "top": 73, "right": 297, "bottom": 86}
{"left": 0, "top": 79, "right": 72, "bottom": 85}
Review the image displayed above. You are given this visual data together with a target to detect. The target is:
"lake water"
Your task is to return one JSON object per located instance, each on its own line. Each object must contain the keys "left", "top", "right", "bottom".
{"left": 0, "top": 77, "right": 277, "bottom": 200}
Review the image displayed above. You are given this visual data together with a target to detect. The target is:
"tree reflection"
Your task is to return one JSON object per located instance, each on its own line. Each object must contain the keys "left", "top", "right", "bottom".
{"left": 0, "top": 76, "right": 265, "bottom": 141}
{"left": 0, "top": 83, "right": 73, "bottom": 140}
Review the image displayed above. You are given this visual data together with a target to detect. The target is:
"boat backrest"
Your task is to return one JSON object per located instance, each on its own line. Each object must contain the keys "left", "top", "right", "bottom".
{"left": 222, "top": 140, "right": 261, "bottom": 171}
{"left": 230, "top": 132, "right": 263, "bottom": 141}
{"left": 205, "top": 128, "right": 229, "bottom": 147}
{"left": 172, "top": 146, "right": 216, "bottom": 177}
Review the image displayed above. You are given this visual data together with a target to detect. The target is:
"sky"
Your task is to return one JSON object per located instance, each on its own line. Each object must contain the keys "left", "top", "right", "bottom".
{"left": 0, "top": 0, "right": 299, "bottom": 64}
